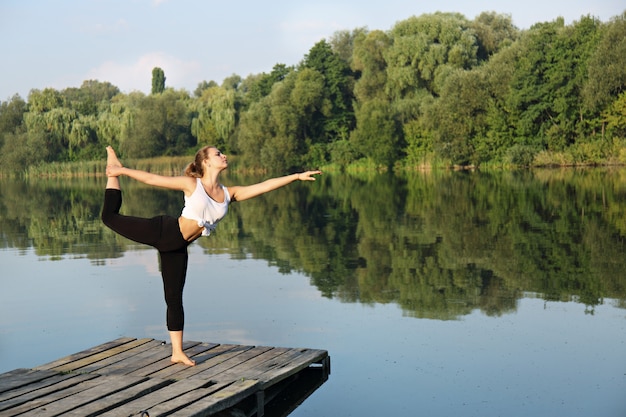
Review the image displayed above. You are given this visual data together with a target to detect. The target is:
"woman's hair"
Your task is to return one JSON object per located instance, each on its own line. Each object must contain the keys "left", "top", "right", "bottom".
{"left": 184, "top": 146, "right": 215, "bottom": 178}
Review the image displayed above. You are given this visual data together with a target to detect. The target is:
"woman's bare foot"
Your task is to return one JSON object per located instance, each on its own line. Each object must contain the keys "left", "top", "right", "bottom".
{"left": 106, "top": 146, "right": 122, "bottom": 168}
{"left": 168, "top": 330, "right": 195, "bottom": 366}
{"left": 171, "top": 352, "right": 196, "bottom": 366}
{"left": 105, "top": 146, "right": 122, "bottom": 189}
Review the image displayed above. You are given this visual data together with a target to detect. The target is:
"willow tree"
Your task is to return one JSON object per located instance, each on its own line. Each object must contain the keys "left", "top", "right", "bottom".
{"left": 191, "top": 85, "right": 237, "bottom": 152}
{"left": 385, "top": 12, "right": 479, "bottom": 99}
{"left": 352, "top": 30, "right": 390, "bottom": 102}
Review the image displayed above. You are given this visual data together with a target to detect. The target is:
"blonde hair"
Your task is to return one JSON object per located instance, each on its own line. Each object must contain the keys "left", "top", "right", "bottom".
{"left": 184, "top": 146, "right": 215, "bottom": 177}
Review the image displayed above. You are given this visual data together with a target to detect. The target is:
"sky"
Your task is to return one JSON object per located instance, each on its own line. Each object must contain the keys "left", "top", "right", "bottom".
{"left": 1, "top": 0, "right": 624, "bottom": 101}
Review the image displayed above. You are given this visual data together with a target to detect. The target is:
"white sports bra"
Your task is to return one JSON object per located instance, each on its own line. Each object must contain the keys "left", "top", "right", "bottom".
{"left": 180, "top": 178, "right": 230, "bottom": 236}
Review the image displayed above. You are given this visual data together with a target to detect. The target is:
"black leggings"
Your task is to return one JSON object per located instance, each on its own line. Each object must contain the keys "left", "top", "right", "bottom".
{"left": 101, "top": 189, "right": 190, "bottom": 331}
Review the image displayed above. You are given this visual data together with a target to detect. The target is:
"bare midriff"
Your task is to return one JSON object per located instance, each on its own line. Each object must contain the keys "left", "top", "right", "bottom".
{"left": 178, "top": 216, "right": 205, "bottom": 242}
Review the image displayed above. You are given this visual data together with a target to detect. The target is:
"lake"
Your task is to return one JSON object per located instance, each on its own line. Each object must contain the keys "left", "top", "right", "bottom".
{"left": 1, "top": 168, "right": 625, "bottom": 416}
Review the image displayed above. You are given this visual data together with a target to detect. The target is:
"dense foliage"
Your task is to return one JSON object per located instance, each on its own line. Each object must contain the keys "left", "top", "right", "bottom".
{"left": 1, "top": 11, "right": 625, "bottom": 174}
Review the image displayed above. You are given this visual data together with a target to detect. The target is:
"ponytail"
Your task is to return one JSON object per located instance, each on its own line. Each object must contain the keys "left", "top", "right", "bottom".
{"left": 184, "top": 162, "right": 201, "bottom": 177}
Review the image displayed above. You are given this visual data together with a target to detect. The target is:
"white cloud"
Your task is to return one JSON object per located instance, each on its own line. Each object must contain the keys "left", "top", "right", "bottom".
{"left": 86, "top": 52, "right": 202, "bottom": 93}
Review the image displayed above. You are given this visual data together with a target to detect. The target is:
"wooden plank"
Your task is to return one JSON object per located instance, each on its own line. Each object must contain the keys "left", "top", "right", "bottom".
{"left": 34, "top": 337, "right": 138, "bottom": 371}
{"left": 205, "top": 347, "right": 291, "bottom": 383}
{"left": 61, "top": 377, "right": 172, "bottom": 417}
{"left": 131, "top": 342, "right": 221, "bottom": 379}
{"left": 166, "top": 379, "right": 261, "bottom": 417}
{"left": 0, "top": 369, "right": 59, "bottom": 394}
{"left": 255, "top": 349, "right": 328, "bottom": 388}
{"left": 16, "top": 375, "right": 148, "bottom": 417}
{"left": 189, "top": 346, "right": 274, "bottom": 381}
{"left": 0, "top": 369, "right": 30, "bottom": 380}
{"left": 0, "top": 376, "right": 106, "bottom": 416}
{"left": 51, "top": 338, "right": 154, "bottom": 373}
{"left": 93, "top": 341, "right": 199, "bottom": 376}
{"left": 0, "top": 373, "right": 98, "bottom": 412}
{"left": 76, "top": 339, "right": 165, "bottom": 374}
{"left": 170, "top": 344, "right": 256, "bottom": 380}
{"left": 96, "top": 378, "right": 215, "bottom": 417}
{"left": 0, "top": 372, "right": 73, "bottom": 403}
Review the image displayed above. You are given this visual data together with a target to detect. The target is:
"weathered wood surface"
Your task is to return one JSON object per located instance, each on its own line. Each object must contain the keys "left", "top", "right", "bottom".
{"left": 0, "top": 337, "right": 329, "bottom": 417}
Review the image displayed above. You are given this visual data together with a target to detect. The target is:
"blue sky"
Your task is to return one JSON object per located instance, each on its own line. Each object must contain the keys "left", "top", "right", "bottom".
{"left": 1, "top": 0, "right": 624, "bottom": 101}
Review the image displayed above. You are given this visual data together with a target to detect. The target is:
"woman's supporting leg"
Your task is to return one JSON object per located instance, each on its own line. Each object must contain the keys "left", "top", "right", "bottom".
{"left": 160, "top": 248, "right": 195, "bottom": 366}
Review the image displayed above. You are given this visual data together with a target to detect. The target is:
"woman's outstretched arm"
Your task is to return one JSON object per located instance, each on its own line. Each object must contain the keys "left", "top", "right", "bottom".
{"left": 228, "top": 171, "right": 321, "bottom": 202}
{"left": 106, "top": 147, "right": 195, "bottom": 194}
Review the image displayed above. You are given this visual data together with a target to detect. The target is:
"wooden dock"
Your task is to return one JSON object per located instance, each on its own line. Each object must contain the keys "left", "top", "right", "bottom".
{"left": 0, "top": 337, "right": 330, "bottom": 417}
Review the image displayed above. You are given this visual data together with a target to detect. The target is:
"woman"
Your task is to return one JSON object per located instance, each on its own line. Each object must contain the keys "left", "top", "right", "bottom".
{"left": 102, "top": 146, "right": 321, "bottom": 366}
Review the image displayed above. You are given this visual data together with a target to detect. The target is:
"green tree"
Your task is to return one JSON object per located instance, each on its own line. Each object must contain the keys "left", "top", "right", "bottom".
{"left": 350, "top": 98, "right": 401, "bottom": 167}
{"left": 236, "top": 98, "right": 273, "bottom": 169}
{"left": 301, "top": 39, "right": 355, "bottom": 144}
{"left": 0, "top": 95, "right": 27, "bottom": 148}
{"left": 242, "top": 64, "right": 293, "bottom": 106}
{"left": 194, "top": 80, "right": 218, "bottom": 98}
{"left": 151, "top": 67, "right": 166, "bottom": 95}
{"left": 603, "top": 92, "right": 626, "bottom": 139}
{"left": 506, "top": 20, "right": 564, "bottom": 149}
{"left": 471, "top": 11, "right": 520, "bottom": 60}
{"left": 62, "top": 80, "right": 120, "bottom": 115}
{"left": 191, "top": 85, "right": 237, "bottom": 151}
{"left": 431, "top": 69, "right": 490, "bottom": 165}
{"left": 582, "top": 13, "right": 626, "bottom": 128}
{"left": 329, "top": 27, "right": 368, "bottom": 68}
{"left": 237, "top": 71, "right": 315, "bottom": 171}
{"left": 507, "top": 17, "right": 602, "bottom": 153}
{"left": 28, "top": 88, "right": 64, "bottom": 112}
{"left": 23, "top": 89, "right": 77, "bottom": 162}
{"left": 121, "top": 89, "right": 194, "bottom": 158}
{"left": 385, "top": 12, "right": 479, "bottom": 99}
{"left": 352, "top": 30, "right": 390, "bottom": 102}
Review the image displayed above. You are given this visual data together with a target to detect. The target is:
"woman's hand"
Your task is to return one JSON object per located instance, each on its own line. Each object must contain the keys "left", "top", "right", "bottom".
{"left": 106, "top": 164, "right": 124, "bottom": 177}
{"left": 296, "top": 170, "right": 322, "bottom": 181}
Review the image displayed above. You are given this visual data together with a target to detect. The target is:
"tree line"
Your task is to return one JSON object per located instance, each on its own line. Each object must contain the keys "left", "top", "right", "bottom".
{"left": 1, "top": 10, "right": 625, "bottom": 174}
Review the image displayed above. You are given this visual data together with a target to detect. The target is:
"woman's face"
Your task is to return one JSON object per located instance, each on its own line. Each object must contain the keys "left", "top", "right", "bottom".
{"left": 205, "top": 148, "right": 228, "bottom": 169}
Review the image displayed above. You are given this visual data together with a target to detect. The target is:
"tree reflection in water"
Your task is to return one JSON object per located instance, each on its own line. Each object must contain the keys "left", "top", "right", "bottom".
{"left": 2, "top": 168, "right": 625, "bottom": 319}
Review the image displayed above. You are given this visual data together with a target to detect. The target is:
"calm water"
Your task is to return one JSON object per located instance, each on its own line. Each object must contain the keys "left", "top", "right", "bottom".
{"left": 1, "top": 169, "right": 625, "bottom": 416}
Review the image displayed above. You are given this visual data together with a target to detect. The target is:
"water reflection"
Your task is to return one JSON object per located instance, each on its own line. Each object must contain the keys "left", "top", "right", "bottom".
{"left": 1, "top": 168, "right": 625, "bottom": 319}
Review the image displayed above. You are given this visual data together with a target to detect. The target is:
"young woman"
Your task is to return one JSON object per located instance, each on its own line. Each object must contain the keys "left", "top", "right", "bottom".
{"left": 102, "top": 146, "right": 321, "bottom": 366}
